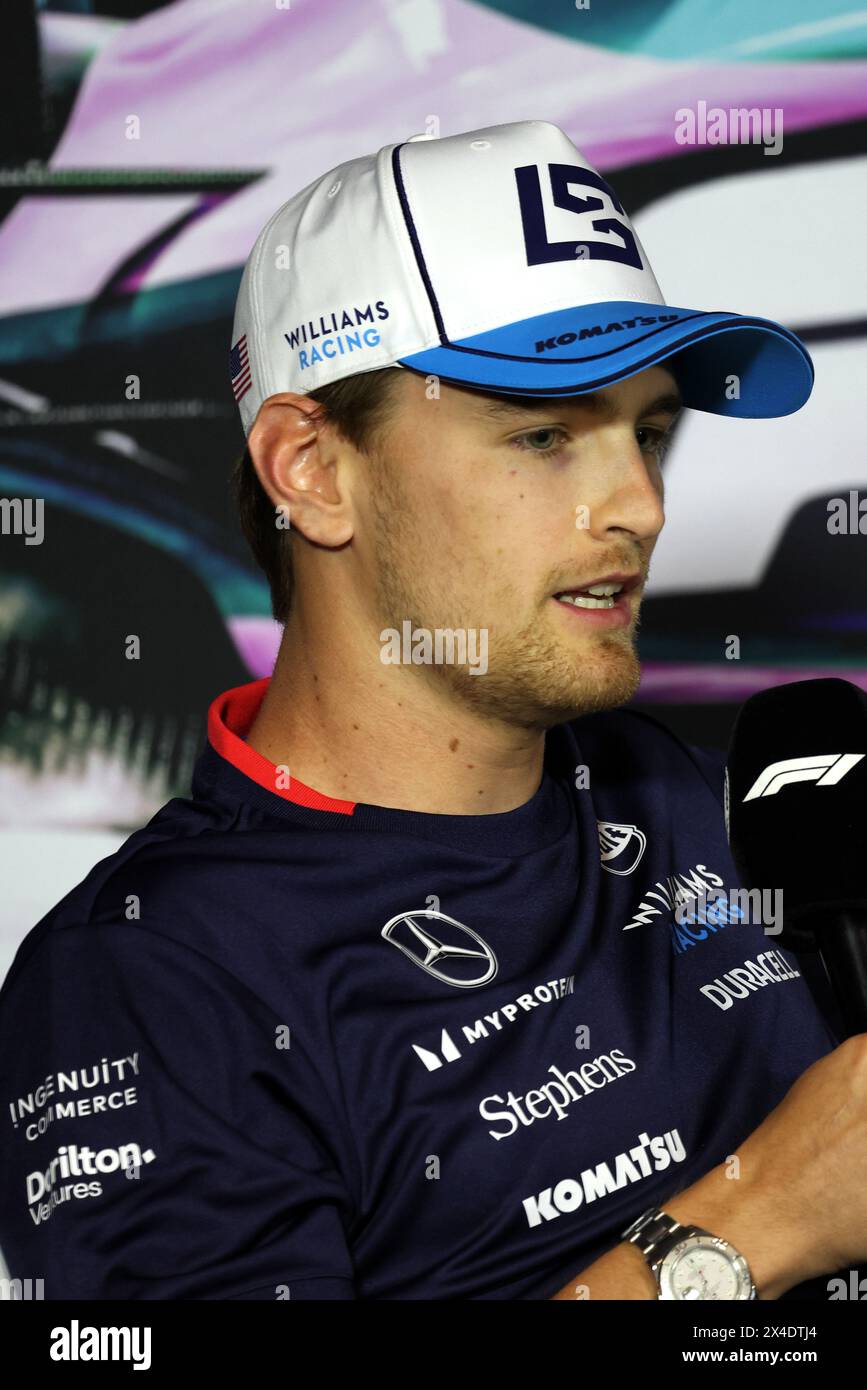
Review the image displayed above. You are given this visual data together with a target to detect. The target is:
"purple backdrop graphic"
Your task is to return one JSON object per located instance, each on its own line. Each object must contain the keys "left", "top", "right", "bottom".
{"left": 1, "top": 0, "right": 866, "bottom": 974}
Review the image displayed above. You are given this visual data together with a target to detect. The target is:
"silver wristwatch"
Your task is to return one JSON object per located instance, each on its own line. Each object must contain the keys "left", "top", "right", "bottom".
{"left": 621, "top": 1205, "right": 757, "bottom": 1300}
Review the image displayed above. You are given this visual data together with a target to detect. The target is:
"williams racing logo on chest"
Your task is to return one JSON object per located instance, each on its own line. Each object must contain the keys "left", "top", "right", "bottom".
{"left": 285, "top": 300, "right": 390, "bottom": 371}
{"left": 619, "top": 861, "right": 787, "bottom": 957}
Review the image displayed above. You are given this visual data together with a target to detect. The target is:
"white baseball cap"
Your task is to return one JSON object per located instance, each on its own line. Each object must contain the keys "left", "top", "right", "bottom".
{"left": 230, "top": 119, "right": 814, "bottom": 435}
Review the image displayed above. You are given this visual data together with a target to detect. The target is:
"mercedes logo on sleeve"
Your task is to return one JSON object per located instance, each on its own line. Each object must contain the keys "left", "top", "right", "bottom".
{"left": 381, "top": 909, "right": 498, "bottom": 988}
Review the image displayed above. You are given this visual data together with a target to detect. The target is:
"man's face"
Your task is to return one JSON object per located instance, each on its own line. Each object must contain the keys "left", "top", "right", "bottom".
{"left": 355, "top": 363, "right": 681, "bottom": 730}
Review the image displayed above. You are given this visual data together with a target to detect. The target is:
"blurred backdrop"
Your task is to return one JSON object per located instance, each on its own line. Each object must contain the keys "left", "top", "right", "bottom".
{"left": 1, "top": 0, "right": 866, "bottom": 978}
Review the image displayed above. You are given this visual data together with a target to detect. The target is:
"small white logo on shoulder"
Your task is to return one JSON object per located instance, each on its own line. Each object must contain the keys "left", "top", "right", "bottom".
{"left": 597, "top": 821, "right": 647, "bottom": 875}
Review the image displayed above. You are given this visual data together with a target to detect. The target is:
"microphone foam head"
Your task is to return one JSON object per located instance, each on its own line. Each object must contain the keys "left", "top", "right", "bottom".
{"left": 726, "top": 678, "right": 867, "bottom": 945}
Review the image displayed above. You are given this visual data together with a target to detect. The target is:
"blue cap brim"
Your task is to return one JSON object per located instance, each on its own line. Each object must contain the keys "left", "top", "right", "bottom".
{"left": 398, "top": 301, "right": 814, "bottom": 418}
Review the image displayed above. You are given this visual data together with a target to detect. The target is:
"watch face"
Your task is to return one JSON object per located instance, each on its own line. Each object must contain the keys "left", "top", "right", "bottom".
{"left": 659, "top": 1236, "right": 752, "bottom": 1301}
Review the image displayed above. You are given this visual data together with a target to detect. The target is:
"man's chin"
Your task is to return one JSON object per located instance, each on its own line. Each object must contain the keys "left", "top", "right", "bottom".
{"left": 556, "top": 685, "right": 640, "bottom": 726}
{"left": 549, "top": 640, "right": 643, "bottom": 723}
{"left": 434, "top": 619, "right": 642, "bottom": 726}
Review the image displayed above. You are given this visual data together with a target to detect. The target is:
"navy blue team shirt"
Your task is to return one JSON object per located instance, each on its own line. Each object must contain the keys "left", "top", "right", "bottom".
{"left": 0, "top": 678, "right": 841, "bottom": 1299}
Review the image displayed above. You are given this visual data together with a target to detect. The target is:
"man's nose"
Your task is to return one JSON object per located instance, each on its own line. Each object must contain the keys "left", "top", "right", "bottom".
{"left": 584, "top": 442, "right": 666, "bottom": 542}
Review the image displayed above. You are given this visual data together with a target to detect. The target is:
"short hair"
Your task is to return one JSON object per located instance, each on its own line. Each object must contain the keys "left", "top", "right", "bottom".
{"left": 231, "top": 367, "right": 405, "bottom": 623}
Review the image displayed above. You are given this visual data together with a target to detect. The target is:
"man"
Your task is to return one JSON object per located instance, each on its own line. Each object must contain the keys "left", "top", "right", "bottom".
{"left": 1, "top": 120, "right": 865, "bottom": 1302}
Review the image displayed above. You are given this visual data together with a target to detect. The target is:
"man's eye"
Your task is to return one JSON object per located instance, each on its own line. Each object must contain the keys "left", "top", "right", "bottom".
{"left": 511, "top": 427, "right": 569, "bottom": 456}
{"left": 637, "top": 426, "right": 675, "bottom": 461}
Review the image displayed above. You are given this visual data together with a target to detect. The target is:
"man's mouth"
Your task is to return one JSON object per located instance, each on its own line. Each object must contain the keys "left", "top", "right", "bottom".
{"left": 553, "top": 571, "right": 641, "bottom": 611}
{"left": 554, "top": 582, "right": 623, "bottom": 611}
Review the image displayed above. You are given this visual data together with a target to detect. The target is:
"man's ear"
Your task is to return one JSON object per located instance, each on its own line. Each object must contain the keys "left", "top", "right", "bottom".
{"left": 246, "top": 392, "right": 354, "bottom": 548}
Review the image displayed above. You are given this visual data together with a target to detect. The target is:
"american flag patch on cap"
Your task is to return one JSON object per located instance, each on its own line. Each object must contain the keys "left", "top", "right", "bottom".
{"left": 229, "top": 334, "right": 252, "bottom": 403}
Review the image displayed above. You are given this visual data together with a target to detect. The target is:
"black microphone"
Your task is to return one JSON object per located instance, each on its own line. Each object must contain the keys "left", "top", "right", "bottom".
{"left": 725, "top": 678, "right": 867, "bottom": 1039}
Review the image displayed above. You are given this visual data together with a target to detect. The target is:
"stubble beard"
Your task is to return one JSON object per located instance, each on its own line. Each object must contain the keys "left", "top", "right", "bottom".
{"left": 368, "top": 463, "right": 643, "bottom": 731}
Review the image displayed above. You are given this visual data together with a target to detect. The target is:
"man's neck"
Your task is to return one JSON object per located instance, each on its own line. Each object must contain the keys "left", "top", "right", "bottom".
{"left": 244, "top": 627, "right": 546, "bottom": 817}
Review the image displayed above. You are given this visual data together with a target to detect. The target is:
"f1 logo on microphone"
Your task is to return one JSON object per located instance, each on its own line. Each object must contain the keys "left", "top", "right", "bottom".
{"left": 743, "top": 752, "right": 865, "bottom": 800}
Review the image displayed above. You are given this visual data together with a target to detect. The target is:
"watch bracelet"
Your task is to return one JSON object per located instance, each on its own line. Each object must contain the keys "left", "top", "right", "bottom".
{"left": 622, "top": 1204, "right": 757, "bottom": 1300}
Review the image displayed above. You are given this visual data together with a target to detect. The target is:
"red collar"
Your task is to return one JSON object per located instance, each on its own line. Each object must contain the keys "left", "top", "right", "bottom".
{"left": 207, "top": 677, "right": 356, "bottom": 814}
